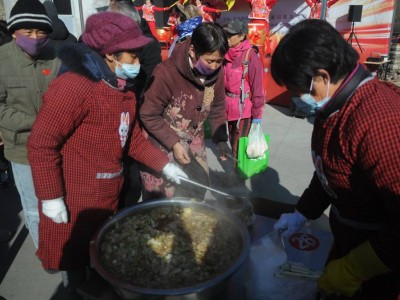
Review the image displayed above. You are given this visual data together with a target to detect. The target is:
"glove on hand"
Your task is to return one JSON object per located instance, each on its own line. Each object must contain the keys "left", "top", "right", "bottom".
{"left": 318, "top": 241, "right": 390, "bottom": 297}
{"left": 273, "top": 210, "right": 307, "bottom": 237}
{"left": 42, "top": 198, "right": 68, "bottom": 224}
{"left": 252, "top": 118, "right": 262, "bottom": 124}
{"left": 162, "top": 163, "right": 188, "bottom": 184}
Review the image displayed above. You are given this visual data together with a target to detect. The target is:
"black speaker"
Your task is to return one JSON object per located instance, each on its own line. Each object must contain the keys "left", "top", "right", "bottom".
{"left": 348, "top": 5, "right": 363, "bottom": 22}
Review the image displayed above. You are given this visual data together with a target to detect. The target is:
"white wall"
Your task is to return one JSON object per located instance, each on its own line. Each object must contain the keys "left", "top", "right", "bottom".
{"left": 79, "top": 0, "right": 109, "bottom": 36}
{"left": 3, "top": 0, "right": 110, "bottom": 38}
{"left": 3, "top": 0, "right": 16, "bottom": 20}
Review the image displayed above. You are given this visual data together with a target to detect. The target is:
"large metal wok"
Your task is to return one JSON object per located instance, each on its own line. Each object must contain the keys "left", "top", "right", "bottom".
{"left": 89, "top": 198, "right": 250, "bottom": 300}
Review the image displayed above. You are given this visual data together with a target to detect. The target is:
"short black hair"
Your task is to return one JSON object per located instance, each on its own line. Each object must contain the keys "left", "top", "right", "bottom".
{"left": 271, "top": 19, "right": 359, "bottom": 94}
{"left": 191, "top": 22, "right": 228, "bottom": 57}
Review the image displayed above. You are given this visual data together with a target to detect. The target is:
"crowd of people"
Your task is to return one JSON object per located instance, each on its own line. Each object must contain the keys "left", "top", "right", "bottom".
{"left": 1, "top": 0, "right": 399, "bottom": 299}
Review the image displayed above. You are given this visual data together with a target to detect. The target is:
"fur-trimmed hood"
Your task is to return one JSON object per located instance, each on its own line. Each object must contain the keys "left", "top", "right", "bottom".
{"left": 57, "top": 42, "right": 117, "bottom": 87}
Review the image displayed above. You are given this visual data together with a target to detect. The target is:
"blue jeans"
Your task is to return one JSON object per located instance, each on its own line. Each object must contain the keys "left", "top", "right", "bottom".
{"left": 11, "top": 162, "right": 39, "bottom": 249}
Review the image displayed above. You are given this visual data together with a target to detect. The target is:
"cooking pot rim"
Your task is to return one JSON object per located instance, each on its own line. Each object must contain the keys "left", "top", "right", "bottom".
{"left": 89, "top": 198, "right": 250, "bottom": 296}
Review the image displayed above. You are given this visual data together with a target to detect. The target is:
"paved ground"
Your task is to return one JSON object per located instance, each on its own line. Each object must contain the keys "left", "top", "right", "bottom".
{"left": 0, "top": 104, "right": 330, "bottom": 300}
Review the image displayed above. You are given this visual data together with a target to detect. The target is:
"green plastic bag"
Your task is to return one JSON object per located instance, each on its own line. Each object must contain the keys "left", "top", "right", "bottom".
{"left": 237, "top": 135, "right": 270, "bottom": 179}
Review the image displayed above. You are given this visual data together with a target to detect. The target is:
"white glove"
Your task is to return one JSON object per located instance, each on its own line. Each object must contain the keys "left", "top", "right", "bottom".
{"left": 162, "top": 163, "right": 188, "bottom": 184}
{"left": 42, "top": 197, "right": 68, "bottom": 224}
{"left": 274, "top": 210, "right": 307, "bottom": 237}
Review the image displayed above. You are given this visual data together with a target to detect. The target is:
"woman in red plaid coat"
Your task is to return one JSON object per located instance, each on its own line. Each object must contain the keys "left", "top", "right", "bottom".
{"left": 27, "top": 12, "right": 186, "bottom": 295}
{"left": 272, "top": 19, "right": 400, "bottom": 299}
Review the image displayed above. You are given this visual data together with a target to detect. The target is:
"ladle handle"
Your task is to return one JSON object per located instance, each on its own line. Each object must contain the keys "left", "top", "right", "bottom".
{"left": 178, "top": 176, "right": 234, "bottom": 198}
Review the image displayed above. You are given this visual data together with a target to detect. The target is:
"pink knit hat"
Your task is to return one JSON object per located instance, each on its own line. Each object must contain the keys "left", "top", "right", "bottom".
{"left": 82, "top": 12, "right": 151, "bottom": 55}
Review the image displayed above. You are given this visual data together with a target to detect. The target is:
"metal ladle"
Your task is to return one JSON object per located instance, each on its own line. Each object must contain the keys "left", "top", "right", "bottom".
{"left": 178, "top": 176, "right": 256, "bottom": 226}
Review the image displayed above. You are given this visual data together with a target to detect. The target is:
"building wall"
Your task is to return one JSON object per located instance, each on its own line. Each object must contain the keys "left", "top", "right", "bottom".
{"left": 2, "top": 0, "right": 174, "bottom": 38}
{"left": 2, "top": 0, "right": 110, "bottom": 37}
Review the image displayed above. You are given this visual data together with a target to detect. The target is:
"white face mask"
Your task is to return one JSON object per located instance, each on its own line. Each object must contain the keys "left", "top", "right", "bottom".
{"left": 292, "top": 78, "right": 331, "bottom": 116}
{"left": 114, "top": 60, "right": 141, "bottom": 80}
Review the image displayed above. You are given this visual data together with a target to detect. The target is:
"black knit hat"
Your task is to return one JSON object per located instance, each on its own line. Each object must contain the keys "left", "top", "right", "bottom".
{"left": 7, "top": 0, "right": 53, "bottom": 33}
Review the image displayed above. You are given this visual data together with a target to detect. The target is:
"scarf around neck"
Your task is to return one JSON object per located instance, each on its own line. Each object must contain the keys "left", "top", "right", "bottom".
{"left": 225, "top": 39, "right": 252, "bottom": 62}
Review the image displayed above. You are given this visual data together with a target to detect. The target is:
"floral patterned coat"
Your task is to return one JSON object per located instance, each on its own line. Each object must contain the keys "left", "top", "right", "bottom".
{"left": 140, "top": 38, "right": 227, "bottom": 198}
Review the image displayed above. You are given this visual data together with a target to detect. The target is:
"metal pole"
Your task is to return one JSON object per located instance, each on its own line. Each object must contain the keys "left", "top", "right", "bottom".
{"left": 389, "top": 0, "right": 399, "bottom": 54}
{"left": 78, "top": 0, "right": 85, "bottom": 34}
{"left": 320, "top": 0, "right": 327, "bottom": 21}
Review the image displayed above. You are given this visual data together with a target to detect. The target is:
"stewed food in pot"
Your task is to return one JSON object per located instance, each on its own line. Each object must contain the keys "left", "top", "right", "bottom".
{"left": 99, "top": 206, "right": 242, "bottom": 289}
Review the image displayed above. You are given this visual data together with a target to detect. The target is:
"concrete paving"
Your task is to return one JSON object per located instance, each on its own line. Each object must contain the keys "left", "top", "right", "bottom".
{"left": 0, "top": 104, "right": 330, "bottom": 300}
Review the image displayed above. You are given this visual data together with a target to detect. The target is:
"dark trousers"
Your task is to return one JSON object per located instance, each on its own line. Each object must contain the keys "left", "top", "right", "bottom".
{"left": 227, "top": 118, "right": 252, "bottom": 162}
{"left": 0, "top": 144, "right": 13, "bottom": 187}
{"left": 119, "top": 157, "right": 142, "bottom": 208}
{"left": 0, "top": 144, "right": 8, "bottom": 171}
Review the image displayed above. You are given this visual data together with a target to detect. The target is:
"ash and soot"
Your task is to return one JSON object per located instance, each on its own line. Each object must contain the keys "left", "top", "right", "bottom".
{"left": 99, "top": 206, "right": 242, "bottom": 289}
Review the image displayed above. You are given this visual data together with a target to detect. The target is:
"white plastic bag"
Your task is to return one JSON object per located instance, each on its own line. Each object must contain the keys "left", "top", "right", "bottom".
{"left": 245, "top": 232, "right": 318, "bottom": 300}
{"left": 246, "top": 123, "right": 268, "bottom": 158}
{"left": 245, "top": 232, "right": 287, "bottom": 300}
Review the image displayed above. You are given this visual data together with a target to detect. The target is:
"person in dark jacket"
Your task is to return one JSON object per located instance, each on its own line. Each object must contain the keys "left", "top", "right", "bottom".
{"left": 108, "top": 0, "right": 162, "bottom": 206}
{"left": 108, "top": 0, "right": 162, "bottom": 101}
{"left": 43, "top": 0, "right": 77, "bottom": 49}
{"left": 272, "top": 19, "right": 400, "bottom": 300}
{"left": 0, "top": 20, "right": 12, "bottom": 45}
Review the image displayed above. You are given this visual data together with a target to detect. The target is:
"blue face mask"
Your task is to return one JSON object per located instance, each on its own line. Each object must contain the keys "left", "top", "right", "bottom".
{"left": 114, "top": 60, "right": 141, "bottom": 80}
{"left": 292, "top": 78, "right": 331, "bottom": 116}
